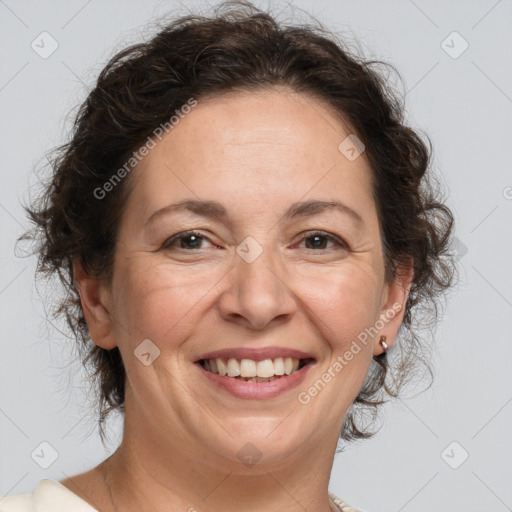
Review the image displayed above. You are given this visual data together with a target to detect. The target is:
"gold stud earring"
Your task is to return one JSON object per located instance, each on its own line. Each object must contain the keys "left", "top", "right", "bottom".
{"left": 379, "top": 335, "right": 388, "bottom": 352}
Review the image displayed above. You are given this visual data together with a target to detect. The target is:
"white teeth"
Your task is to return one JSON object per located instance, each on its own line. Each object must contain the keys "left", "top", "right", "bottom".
{"left": 240, "top": 359, "right": 257, "bottom": 377}
{"left": 273, "top": 357, "right": 285, "bottom": 375}
{"left": 256, "top": 359, "right": 274, "bottom": 378}
{"left": 217, "top": 358, "right": 228, "bottom": 376}
{"left": 227, "top": 358, "right": 241, "bottom": 377}
{"left": 245, "top": 376, "right": 279, "bottom": 383}
{"left": 203, "top": 356, "right": 305, "bottom": 379}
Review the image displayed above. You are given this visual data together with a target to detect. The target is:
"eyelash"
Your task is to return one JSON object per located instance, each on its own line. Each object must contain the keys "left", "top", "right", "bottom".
{"left": 161, "top": 230, "right": 348, "bottom": 252}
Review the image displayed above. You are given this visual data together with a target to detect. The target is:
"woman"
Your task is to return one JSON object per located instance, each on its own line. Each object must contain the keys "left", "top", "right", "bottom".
{"left": 2, "top": 1, "right": 454, "bottom": 511}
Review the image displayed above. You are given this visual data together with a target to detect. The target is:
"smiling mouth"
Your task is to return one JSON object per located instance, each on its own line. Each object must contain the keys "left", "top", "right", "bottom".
{"left": 198, "top": 357, "right": 314, "bottom": 383}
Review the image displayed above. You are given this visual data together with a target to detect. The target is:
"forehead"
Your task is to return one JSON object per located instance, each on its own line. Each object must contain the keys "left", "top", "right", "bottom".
{"left": 125, "top": 87, "right": 376, "bottom": 225}
{"left": 159, "top": 88, "right": 362, "bottom": 169}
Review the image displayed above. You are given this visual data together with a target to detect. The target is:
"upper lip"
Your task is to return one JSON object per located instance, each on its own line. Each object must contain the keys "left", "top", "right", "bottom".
{"left": 195, "top": 346, "right": 316, "bottom": 362}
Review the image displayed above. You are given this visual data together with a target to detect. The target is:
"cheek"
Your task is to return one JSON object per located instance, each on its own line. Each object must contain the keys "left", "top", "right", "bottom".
{"left": 110, "top": 256, "right": 222, "bottom": 352}
{"left": 295, "top": 264, "right": 383, "bottom": 348}
{"left": 292, "top": 270, "right": 382, "bottom": 420}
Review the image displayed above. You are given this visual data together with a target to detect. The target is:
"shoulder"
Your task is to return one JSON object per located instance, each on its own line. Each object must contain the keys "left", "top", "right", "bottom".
{"left": 0, "top": 493, "right": 33, "bottom": 512}
{"left": 329, "top": 492, "right": 369, "bottom": 512}
{"left": 0, "top": 479, "right": 98, "bottom": 512}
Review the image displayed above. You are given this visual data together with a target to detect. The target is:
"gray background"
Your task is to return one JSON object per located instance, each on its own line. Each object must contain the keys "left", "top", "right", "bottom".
{"left": 1, "top": 1, "right": 511, "bottom": 511}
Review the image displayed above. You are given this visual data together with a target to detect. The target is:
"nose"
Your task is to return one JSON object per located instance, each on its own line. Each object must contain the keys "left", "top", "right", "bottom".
{"left": 217, "top": 243, "right": 297, "bottom": 331}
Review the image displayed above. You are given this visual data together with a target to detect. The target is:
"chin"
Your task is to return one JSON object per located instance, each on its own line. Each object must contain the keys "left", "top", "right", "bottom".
{"left": 199, "top": 418, "right": 310, "bottom": 470}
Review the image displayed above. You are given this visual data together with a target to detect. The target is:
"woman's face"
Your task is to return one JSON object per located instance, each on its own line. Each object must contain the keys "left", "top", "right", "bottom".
{"left": 85, "top": 87, "right": 409, "bottom": 469}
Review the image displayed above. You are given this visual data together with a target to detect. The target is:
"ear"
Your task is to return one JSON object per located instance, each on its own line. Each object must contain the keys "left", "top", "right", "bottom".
{"left": 73, "top": 260, "right": 117, "bottom": 350}
{"left": 374, "top": 258, "right": 414, "bottom": 355}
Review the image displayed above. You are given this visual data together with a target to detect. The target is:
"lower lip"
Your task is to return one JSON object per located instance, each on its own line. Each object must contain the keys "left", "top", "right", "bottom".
{"left": 196, "top": 362, "right": 313, "bottom": 399}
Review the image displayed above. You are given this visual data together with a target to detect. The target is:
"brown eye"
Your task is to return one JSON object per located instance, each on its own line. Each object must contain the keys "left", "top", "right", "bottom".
{"left": 162, "top": 231, "right": 212, "bottom": 250}
{"left": 297, "top": 231, "right": 347, "bottom": 251}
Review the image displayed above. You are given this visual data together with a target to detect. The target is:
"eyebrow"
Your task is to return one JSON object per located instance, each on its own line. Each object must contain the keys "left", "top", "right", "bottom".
{"left": 145, "top": 199, "right": 363, "bottom": 227}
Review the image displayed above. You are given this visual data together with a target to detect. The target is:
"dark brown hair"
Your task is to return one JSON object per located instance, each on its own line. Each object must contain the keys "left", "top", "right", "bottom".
{"left": 21, "top": 0, "right": 455, "bottom": 446}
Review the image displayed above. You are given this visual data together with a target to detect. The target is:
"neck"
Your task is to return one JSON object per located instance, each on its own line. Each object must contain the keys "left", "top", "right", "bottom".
{"left": 101, "top": 410, "right": 339, "bottom": 512}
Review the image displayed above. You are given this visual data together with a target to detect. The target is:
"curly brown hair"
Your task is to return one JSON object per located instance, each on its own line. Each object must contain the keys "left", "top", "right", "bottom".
{"left": 20, "top": 0, "right": 455, "bottom": 446}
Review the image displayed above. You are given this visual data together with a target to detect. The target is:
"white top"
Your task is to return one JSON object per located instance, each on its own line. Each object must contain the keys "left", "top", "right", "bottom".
{"left": 0, "top": 479, "right": 366, "bottom": 511}
{"left": 0, "top": 480, "right": 97, "bottom": 511}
